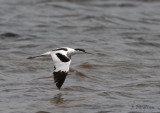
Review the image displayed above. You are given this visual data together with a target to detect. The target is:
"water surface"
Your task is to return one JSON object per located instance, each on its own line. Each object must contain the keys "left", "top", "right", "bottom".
{"left": 0, "top": 0, "right": 160, "bottom": 113}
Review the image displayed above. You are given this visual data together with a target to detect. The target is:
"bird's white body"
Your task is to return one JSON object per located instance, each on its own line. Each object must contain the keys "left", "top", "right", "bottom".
{"left": 51, "top": 48, "right": 72, "bottom": 72}
{"left": 28, "top": 47, "right": 89, "bottom": 89}
{"left": 42, "top": 47, "right": 75, "bottom": 72}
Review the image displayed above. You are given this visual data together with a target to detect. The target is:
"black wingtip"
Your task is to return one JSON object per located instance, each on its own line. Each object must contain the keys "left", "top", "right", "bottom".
{"left": 56, "top": 84, "right": 62, "bottom": 89}
{"left": 53, "top": 71, "right": 67, "bottom": 89}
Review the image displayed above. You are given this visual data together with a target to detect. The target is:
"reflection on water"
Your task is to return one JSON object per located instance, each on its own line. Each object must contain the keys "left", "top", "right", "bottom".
{"left": 51, "top": 93, "right": 64, "bottom": 105}
{"left": 0, "top": 0, "right": 160, "bottom": 113}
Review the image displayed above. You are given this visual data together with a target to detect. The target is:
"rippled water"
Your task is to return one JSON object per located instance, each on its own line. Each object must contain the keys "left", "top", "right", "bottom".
{"left": 1, "top": 0, "right": 160, "bottom": 113}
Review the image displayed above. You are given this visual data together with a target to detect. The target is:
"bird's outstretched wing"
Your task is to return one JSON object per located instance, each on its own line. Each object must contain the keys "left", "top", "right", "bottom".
{"left": 51, "top": 52, "right": 71, "bottom": 89}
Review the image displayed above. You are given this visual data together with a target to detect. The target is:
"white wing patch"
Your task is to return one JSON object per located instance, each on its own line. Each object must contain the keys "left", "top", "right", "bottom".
{"left": 50, "top": 51, "right": 71, "bottom": 89}
{"left": 50, "top": 51, "right": 71, "bottom": 72}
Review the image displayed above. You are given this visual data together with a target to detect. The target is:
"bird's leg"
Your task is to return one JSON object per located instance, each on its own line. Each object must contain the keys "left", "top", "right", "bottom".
{"left": 27, "top": 55, "right": 45, "bottom": 59}
{"left": 27, "top": 51, "right": 51, "bottom": 59}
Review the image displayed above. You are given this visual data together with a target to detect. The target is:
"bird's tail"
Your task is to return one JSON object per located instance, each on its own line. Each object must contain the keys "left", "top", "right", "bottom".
{"left": 27, "top": 51, "right": 51, "bottom": 59}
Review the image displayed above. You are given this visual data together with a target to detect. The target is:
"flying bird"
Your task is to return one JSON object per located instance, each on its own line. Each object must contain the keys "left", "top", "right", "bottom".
{"left": 27, "top": 47, "right": 91, "bottom": 89}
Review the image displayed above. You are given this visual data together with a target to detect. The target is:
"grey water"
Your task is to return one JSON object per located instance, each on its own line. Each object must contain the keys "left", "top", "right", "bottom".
{"left": 0, "top": 0, "right": 160, "bottom": 113}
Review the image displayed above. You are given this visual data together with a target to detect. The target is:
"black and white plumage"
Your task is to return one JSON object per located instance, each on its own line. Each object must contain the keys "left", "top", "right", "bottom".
{"left": 27, "top": 47, "right": 90, "bottom": 89}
